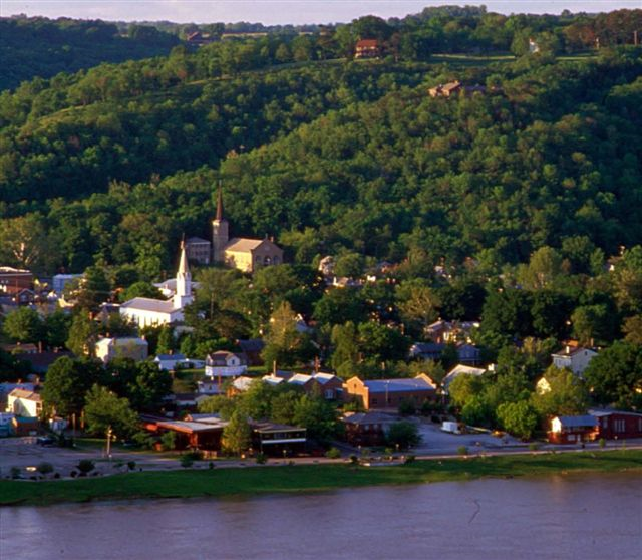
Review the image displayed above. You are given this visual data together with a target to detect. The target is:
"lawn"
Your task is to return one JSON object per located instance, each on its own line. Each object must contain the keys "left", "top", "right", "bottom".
{"left": 2, "top": 449, "right": 641, "bottom": 507}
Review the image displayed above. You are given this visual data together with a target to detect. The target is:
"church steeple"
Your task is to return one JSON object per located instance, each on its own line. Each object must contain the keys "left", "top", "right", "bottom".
{"left": 174, "top": 240, "right": 193, "bottom": 309}
{"left": 212, "top": 183, "right": 229, "bottom": 264}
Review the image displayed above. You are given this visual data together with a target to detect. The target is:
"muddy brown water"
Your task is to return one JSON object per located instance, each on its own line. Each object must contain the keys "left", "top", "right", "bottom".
{"left": 1, "top": 472, "right": 640, "bottom": 559}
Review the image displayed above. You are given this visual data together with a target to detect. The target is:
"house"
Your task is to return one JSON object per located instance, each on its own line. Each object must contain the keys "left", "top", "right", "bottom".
{"left": 14, "top": 350, "right": 72, "bottom": 374}
{"left": 276, "top": 372, "right": 343, "bottom": 399}
{"left": 551, "top": 346, "right": 597, "bottom": 376}
{"left": 428, "top": 81, "right": 462, "bottom": 98}
{"left": 343, "top": 374, "right": 437, "bottom": 410}
{"left": 197, "top": 377, "right": 225, "bottom": 395}
{"left": 186, "top": 31, "right": 216, "bottom": 47}
{"left": 424, "top": 319, "right": 479, "bottom": 344}
{"left": 548, "top": 415, "right": 599, "bottom": 444}
{"left": 154, "top": 353, "right": 188, "bottom": 371}
{"left": 185, "top": 237, "right": 212, "bottom": 265}
{"left": 354, "top": 39, "right": 379, "bottom": 59}
{"left": 237, "top": 338, "right": 265, "bottom": 366}
{"left": 0, "top": 267, "right": 33, "bottom": 295}
{"left": 0, "top": 412, "right": 15, "bottom": 437}
{"left": 120, "top": 242, "right": 194, "bottom": 328}
{"left": 342, "top": 411, "right": 396, "bottom": 447}
{"left": 205, "top": 351, "right": 247, "bottom": 378}
{"left": 311, "top": 372, "right": 343, "bottom": 400}
{"left": 212, "top": 187, "right": 283, "bottom": 273}
{"left": 442, "top": 364, "right": 486, "bottom": 392}
{"left": 230, "top": 375, "right": 256, "bottom": 394}
{"left": 409, "top": 342, "right": 445, "bottom": 361}
{"left": 52, "top": 274, "right": 83, "bottom": 295}
{"left": 251, "top": 422, "right": 307, "bottom": 456}
{"left": 7, "top": 388, "right": 42, "bottom": 417}
{"left": 95, "top": 337, "right": 148, "bottom": 364}
{"left": 456, "top": 343, "right": 481, "bottom": 365}
{"left": 1, "top": 342, "right": 38, "bottom": 354}
{"left": 589, "top": 409, "right": 642, "bottom": 440}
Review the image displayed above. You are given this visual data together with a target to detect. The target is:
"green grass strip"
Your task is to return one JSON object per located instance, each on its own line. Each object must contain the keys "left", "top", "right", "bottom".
{"left": 2, "top": 450, "right": 641, "bottom": 507}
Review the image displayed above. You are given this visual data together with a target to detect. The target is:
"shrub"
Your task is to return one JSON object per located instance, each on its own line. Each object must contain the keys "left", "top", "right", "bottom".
{"left": 76, "top": 460, "right": 95, "bottom": 474}
{"left": 599, "top": 438, "right": 606, "bottom": 449}
{"left": 255, "top": 453, "right": 268, "bottom": 465}
{"left": 386, "top": 422, "right": 421, "bottom": 450}
{"left": 127, "top": 461, "right": 136, "bottom": 471}
{"left": 70, "top": 471, "right": 77, "bottom": 478}
{"left": 161, "top": 431, "right": 177, "bottom": 451}
{"left": 457, "top": 446, "right": 468, "bottom": 456}
{"left": 10, "top": 466, "right": 21, "bottom": 479}
{"left": 53, "top": 473, "right": 60, "bottom": 479}
{"left": 37, "top": 462, "right": 54, "bottom": 475}
{"left": 349, "top": 454, "right": 358, "bottom": 465}
{"left": 325, "top": 447, "right": 341, "bottom": 459}
{"left": 208, "top": 462, "right": 215, "bottom": 469}
{"left": 180, "top": 455, "right": 194, "bottom": 468}
{"left": 404, "top": 455, "right": 416, "bottom": 464}
{"left": 529, "top": 442, "right": 540, "bottom": 452}
{"left": 398, "top": 398, "right": 416, "bottom": 416}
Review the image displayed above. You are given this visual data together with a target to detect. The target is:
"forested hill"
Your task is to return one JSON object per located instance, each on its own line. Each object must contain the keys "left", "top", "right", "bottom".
{"left": 0, "top": 17, "right": 180, "bottom": 91}
{"left": 0, "top": 10, "right": 641, "bottom": 277}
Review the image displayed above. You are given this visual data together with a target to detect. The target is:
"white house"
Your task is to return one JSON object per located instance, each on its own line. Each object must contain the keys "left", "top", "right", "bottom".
{"left": 7, "top": 388, "right": 42, "bottom": 417}
{"left": 95, "top": 337, "right": 148, "bottom": 364}
{"left": 120, "top": 242, "right": 194, "bottom": 328}
{"left": 154, "top": 353, "right": 188, "bottom": 371}
{"left": 205, "top": 351, "right": 247, "bottom": 378}
{"left": 551, "top": 346, "right": 597, "bottom": 376}
{"left": 442, "top": 364, "right": 486, "bottom": 392}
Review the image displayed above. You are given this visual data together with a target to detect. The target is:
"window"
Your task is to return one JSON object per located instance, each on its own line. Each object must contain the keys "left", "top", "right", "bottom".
{"left": 615, "top": 419, "right": 626, "bottom": 433}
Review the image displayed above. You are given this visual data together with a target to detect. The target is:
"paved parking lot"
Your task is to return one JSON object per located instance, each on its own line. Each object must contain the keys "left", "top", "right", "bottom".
{"left": 414, "top": 421, "right": 525, "bottom": 454}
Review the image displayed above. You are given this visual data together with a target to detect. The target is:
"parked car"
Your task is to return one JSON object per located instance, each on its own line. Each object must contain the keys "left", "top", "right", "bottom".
{"left": 36, "top": 436, "right": 56, "bottom": 446}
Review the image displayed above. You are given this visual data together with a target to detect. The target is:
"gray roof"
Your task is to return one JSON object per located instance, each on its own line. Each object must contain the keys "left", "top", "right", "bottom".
{"left": 342, "top": 412, "right": 395, "bottom": 425}
{"left": 155, "top": 354, "right": 187, "bottom": 361}
{"left": 364, "top": 378, "right": 435, "bottom": 393}
{"left": 557, "top": 415, "right": 598, "bottom": 428}
{"left": 225, "top": 238, "right": 264, "bottom": 252}
{"left": 120, "top": 297, "right": 176, "bottom": 313}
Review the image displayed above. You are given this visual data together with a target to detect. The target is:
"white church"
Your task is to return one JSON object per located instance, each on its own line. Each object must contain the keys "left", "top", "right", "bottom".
{"left": 120, "top": 242, "right": 194, "bottom": 328}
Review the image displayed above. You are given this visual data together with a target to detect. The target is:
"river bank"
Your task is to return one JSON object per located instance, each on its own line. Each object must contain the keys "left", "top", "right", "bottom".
{"left": 2, "top": 449, "right": 641, "bottom": 507}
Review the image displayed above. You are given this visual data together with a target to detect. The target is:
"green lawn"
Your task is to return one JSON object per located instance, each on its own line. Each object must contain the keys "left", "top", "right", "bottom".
{"left": 2, "top": 449, "right": 641, "bottom": 507}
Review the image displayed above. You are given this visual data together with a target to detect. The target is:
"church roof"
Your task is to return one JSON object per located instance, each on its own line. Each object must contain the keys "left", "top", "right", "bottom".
{"left": 224, "top": 238, "right": 265, "bottom": 252}
{"left": 178, "top": 242, "right": 189, "bottom": 275}
{"left": 120, "top": 297, "right": 177, "bottom": 314}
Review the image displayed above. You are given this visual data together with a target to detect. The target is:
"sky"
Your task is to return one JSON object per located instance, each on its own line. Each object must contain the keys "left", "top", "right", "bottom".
{"left": 1, "top": 1, "right": 638, "bottom": 25}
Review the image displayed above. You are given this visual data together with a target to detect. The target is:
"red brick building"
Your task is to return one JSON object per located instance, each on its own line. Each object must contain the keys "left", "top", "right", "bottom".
{"left": 343, "top": 374, "right": 437, "bottom": 410}
{"left": 355, "top": 39, "right": 380, "bottom": 59}
{"left": 0, "top": 267, "right": 33, "bottom": 295}
{"left": 591, "top": 409, "right": 642, "bottom": 440}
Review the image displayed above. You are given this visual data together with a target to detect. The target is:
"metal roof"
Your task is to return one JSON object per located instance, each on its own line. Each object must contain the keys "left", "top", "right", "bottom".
{"left": 364, "top": 378, "right": 435, "bottom": 393}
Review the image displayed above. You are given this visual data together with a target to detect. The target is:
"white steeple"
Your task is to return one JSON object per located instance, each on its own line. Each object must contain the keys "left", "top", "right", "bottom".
{"left": 174, "top": 241, "right": 194, "bottom": 309}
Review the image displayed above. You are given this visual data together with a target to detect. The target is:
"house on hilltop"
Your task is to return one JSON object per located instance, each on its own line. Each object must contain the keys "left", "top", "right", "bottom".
{"left": 354, "top": 39, "right": 380, "bottom": 59}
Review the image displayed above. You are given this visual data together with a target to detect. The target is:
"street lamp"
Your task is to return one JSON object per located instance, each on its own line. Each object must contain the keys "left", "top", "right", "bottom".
{"left": 106, "top": 426, "right": 113, "bottom": 462}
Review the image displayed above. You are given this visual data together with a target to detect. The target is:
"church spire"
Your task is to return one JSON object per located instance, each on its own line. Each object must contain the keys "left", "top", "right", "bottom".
{"left": 174, "top": 240, "right": 193, "bottom": 309}
{"left": 178, "top": 239, "right": 189, "bottom": 275}
{"left": 216, "top": 182, "right": 224, "bottom": 222}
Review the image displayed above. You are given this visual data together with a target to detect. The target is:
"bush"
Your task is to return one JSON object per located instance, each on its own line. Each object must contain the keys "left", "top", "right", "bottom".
{"left": 457, "top": 446, "right": 468, "bottom": 456}
{"left": 599, "top": 438, "right": 606, "bottom": 449}
{"left": 404, "top": 455, "right": 416, "bottom": 464}
{"left": 349, "top": 454, "right": 358, "bottom": 465}
{"left": 127, "top": 461, "right": 136, "bottom": 471}
{"left": 386, "top": 422, "right": 421, "bottom": 450}
{"left": 180, "top": 455, "right": 194, "bottom": 468}
{"left": 325, "top": 447, "right": 341, "bottom": 459}
{"left": 161, "top": 431, "right": 177, "bottom": 451}
{"left": 398, "top": 398, "right": 416, "bottom": 416}
{"left": 529, "top": 442, "right": 540, "bottom": 452}
{"left": 255, "top": 453, "right": 268, "bottom": 465}
{"left": 37, "top": 462, "right": 54, "bottom": 475}
{"left": 10, "top": 466, "right": 21, "bottom": 479}
{"left": 208, "top": 462, "right": 215, "bottom": 469}
{"left": 76, "top": 460, "right": 95, "bottom": 474}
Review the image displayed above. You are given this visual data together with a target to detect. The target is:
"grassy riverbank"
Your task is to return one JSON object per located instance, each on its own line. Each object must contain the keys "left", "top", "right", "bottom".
{"left": 2, "top": 450, "right": 641, "bottom": 507}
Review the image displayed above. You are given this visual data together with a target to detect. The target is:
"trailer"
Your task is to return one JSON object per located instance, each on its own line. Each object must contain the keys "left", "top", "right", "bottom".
{"left": 441, "top": 421, "right": 461, "bottom": 435}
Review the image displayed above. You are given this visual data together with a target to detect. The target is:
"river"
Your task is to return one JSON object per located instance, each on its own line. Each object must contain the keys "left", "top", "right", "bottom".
{"left": 1, "top": 473, "right": 641, "bottom": 560}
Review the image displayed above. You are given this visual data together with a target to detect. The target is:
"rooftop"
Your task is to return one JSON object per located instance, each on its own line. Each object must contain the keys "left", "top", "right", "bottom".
{"left": 120, "top": 297, "right": 176, "bottom": 313}
{"left": 364, "top": 377, "right": 436, "bottom": 393}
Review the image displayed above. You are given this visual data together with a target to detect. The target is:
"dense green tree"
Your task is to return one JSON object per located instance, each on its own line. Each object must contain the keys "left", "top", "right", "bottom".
{"left": 533, "top": 366, "right": 589, "bottom": 418}
{"left": 2, "top": 307, "right": 43, "bottom": 343}
{"left": 41, "top": 356, "right": 102, "bottom": 416}
{"left": 83, "top": 384, "right": 139, "bottom": 439}
{"left": 386, "top": 421, "right": 421, "bottom": 450}
{"left": 497, "top": 400, "right": 539, "bottom": 440}
{"left": 66, "top": 311, "right": 98, "bottom": 356}
{"left": 222, "top": 411, "right": 252, "bottom": 455}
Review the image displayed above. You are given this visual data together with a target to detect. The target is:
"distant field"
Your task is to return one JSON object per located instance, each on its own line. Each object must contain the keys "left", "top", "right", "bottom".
{"left": 2, "top": 449, "right": 641, "bottom": 507}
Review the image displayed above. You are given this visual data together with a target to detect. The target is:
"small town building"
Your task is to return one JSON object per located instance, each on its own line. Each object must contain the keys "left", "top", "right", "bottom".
{"left": 551, "top": 346, "right": 597, "bottom": 376}
{"left": 0, "top": 267, "right": 33, "bottom": 295}
{"left": 185, "top": 237, "right": 212, "bottom": 265}
{"left": 205, "top": 351, "right": 248, "bottom": 378}
{"left": 342, "top": 411, "right": 396, "bottom": 447}
{"left": 548, "top": 415, "right": 599, "bottom": 444}
{"left": 95, "top": 337, "right": 148, "bottom": 364}
{"left": 154, "top": 353, "right": 188, "bottom": 371}
{"left": 237, "top": 338, "right": 265, "bottom": 366}
{"left": 343, "top": 374, "right": 437, "bottom": 410}
{"left": 589, "top": 409, "right": 642, "bottom": 440}
{"left": 442, "top": 364, "right": 486, "bottom": 392}
{"left": 152, "top": 419, "right": 227, "bottom": 451}
{"left": 251, "top": 422, "right": 307, "bottom": 456}
{"left": 120, "top": 242, "right": 194, "bottom": 328}
{"left": 52, "top": 274, "right": 83, "bottom": 295}
{"left": 354, "top": 39, "right": 380, "bottom": 59}
{"left": 6, "top": 388, "right": 42, "bottom": 417}
{"left": 212, "top": 187, "right": 283, "bottom": 273}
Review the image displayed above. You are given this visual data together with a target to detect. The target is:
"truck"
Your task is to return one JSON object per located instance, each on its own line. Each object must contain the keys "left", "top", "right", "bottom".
{"left": 440, "top": 421, "right": 461, "bottom": 435}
